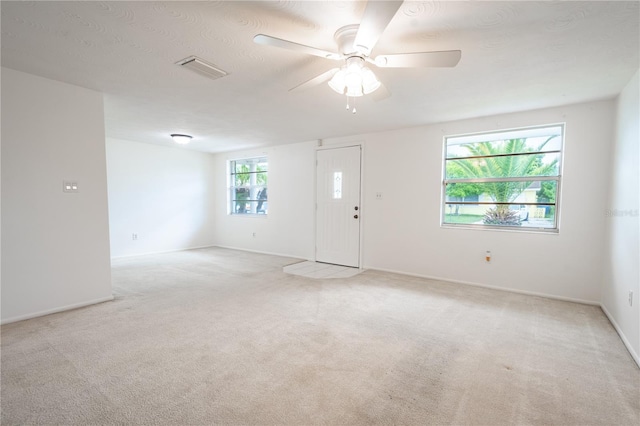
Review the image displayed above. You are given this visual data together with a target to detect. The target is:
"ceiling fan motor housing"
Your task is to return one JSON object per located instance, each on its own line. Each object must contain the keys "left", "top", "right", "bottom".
{"left": 334, "top": 25, "right": 362, "bottom": 55}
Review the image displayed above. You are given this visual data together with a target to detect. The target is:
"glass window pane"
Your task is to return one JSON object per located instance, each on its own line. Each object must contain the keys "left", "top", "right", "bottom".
{"left": 333, "top": 172, "right": 343, "bottom": 199}
{"left": 233, "top": 200, "right": 250, "bottom": 214}
{"left": 444, "top": 203, "right": 556, "bottom": 229}
{"left": 229, "top": 157, "right": 268, "bottom": 215}
{"left": 233, "top": 201, "right": 268, "bottom": 215}
{"left": 256, "top": 172, "right": 268, "bottom": 185}
{"left": 445, "top": 152, "right": 560, "bottom": 179}
{"left": 256, "top": 199, "right": 268, "bottom": 214}
{"left": 446, "top": 132, "right": 562, "bottom": 159}
{"left": 234, "top": 174, "right": 249, "bottom": 187}
{"left": 445, "top": 180, "right": 557, "bottom": 204}
{"left": 234, "top": 162, "right": 248, "bottom": 174}
{"left": 256, "top": 161, "right": 268, "bottom": 172}
{"left": 256, "top": 187, "right": 267, "bottom": 200}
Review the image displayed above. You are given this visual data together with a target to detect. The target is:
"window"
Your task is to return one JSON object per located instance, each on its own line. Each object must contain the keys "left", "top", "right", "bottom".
{"left": 442, "top": 124, "right": 563, "bottom": 231}
{"left": 229, "top": 157, "right": 268, "bottom": 215}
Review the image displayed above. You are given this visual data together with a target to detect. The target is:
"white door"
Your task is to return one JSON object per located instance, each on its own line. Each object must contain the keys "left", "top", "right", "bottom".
{"left": 316, "top": 146, "right": 361, "bottom": 267}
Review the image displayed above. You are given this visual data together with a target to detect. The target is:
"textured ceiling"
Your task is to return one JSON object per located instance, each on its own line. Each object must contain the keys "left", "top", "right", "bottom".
{"left": 2, "top": 1, "right": 638, "bottom": 153}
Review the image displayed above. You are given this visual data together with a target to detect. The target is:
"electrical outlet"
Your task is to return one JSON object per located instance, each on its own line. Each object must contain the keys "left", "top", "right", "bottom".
{"left": 375, "top": 192, "right": 383, "bottom": 200}
{"left": 132, "top": 233, "right": 138, "bottom": 241}
{"left": 252, "top": 232, "right": 256, "bottom": 238}
{"left": 63, "top": 180, "right": 79, "bottom": 193}
{"left": 629, "top": 291, "right": 634, "bottom": 307}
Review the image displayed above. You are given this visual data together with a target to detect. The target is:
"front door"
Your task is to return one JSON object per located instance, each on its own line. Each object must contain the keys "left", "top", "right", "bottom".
{"left": 316, "top": 145, "right": 361, "bottom": 267}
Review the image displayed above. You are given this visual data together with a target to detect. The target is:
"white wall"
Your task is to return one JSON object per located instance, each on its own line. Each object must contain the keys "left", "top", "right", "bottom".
{"left": 1, "top": 68, "right": 113, "bottom": 323}
{"left": 601, "top": 70, "right": 640, "bottom": 364}
{"left": 214, "top": 100, "right": 615, "bottom": 304}
{"left": 106, "top": 138, "right": 216, "bottom": 258}
{"left": 357, "top": 100, "right": 614, "bottom": 304}
{"left": 213, "top": 141, "right": 316, "bottom": 259}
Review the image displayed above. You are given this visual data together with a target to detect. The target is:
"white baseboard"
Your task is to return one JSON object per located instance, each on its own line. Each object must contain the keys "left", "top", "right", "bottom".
{"left": 110, "top": 244, "right": 217, "bottom": 260}
{"left": 366, "top": 266, "right": 600, "bottom": 306}
{"left": 600, "top": 304, "right": 640, "bottom": 368}
{"left": 214, "top": 244, "right": 309, "bottom": 263}
{"left": 1, "top": 295, "right": 115, "bottom": 325}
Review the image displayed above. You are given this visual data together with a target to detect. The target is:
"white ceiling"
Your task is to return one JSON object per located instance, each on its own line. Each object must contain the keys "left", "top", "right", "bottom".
{"left": 2, "top": 1, "right": 638, "bottom": 153}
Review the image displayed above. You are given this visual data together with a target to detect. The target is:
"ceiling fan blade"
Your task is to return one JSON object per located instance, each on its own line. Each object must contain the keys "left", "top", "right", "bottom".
{"left": 289, "top": 68, "right": 340, "bottom": 92}
{"left": 254, "top": 34, "right": 343, "bottom": 60}
{"left": 374, "top": 50, "right": 462, "bottom": 68}
{"left": 353, "top": 0, "right": 403, "bottom": 55}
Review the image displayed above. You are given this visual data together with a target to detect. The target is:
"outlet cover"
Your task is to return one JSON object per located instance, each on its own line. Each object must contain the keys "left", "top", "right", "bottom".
{"left": 63, "top": 180, "right": 79, "bottom": 193}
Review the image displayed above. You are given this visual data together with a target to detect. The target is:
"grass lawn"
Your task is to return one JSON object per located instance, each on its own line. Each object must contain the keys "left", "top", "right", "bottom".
{"left": 444, "top": 214, "right": 483, "bottom": 224}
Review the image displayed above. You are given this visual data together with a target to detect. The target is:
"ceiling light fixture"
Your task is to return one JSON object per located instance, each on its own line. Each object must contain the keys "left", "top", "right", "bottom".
{"left": 328, "top": 56, "right": 381, "bottom": 97}
{"left": 170, "top": 134, "right": 192, "bottom": 144}
{"left": 328, "top": 56, "right": 380, "bottom": 113}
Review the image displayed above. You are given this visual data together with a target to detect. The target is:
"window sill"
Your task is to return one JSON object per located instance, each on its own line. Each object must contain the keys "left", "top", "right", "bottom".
{"left": 440, "top": 223, "right": 559, "bottom": 234}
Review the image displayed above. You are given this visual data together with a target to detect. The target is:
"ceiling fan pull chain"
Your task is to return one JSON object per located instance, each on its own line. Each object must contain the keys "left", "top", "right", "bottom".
{"left": 346, "top": 96, "right": 358, "bottom": 113}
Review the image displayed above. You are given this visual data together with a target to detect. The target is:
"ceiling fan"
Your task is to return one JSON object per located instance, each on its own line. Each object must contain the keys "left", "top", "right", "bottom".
{"left": 253, "top": 0, "right": 461, "bottom": 105}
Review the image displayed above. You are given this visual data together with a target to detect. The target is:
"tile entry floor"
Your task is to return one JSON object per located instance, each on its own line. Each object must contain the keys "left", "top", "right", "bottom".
{"left": 283, "top": 261, "right": 363, "bottom": 279}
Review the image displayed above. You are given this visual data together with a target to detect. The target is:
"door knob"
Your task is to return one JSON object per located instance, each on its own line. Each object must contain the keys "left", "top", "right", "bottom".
{"left": 354, "top": 214, "right": 359, "bottom": 219}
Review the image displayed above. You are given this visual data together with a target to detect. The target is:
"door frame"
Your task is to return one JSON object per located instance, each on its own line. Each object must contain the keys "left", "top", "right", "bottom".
{"left": 314, "top": 141, "right": 365, "bottom": 269}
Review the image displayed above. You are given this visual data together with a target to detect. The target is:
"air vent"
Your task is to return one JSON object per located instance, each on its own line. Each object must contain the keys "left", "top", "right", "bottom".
{"left": 175, "top": 56, "right": 228, "bottom": 81}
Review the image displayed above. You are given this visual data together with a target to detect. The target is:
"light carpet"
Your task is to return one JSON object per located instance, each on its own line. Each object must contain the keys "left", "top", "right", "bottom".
{"left": 1, "top": 247, "right": 638, "bottom": 425}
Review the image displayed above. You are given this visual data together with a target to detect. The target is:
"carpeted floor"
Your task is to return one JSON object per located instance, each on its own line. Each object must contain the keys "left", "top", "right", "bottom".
{"left": 1, "top": 247, "right": 639, "bottom": 425}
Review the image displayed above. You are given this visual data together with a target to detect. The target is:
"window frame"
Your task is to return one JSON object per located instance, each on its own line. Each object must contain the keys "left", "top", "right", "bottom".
{"left": 441, "top": 124, "right": 564, "bottom": 233}
{"left": 228, "top": 156, "right": 268, "bottom": 216}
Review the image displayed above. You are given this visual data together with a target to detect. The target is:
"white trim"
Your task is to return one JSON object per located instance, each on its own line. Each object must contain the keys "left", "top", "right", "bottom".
{"left": 358, "top": 143, "right": 366, "bottom": 269}
{"left": 112, "top": 244, "right": 307, "bottom": 264}
{"left": 600, "top": 304, "right": 640, "bottom": 369}
{"left": 440, "top": 223, "right": 560, "bottom": 235}
{"left": 365, "top": 266, "right": 600, "bottom": 306}
{"left": 445, "top": 123, "right": 565, "bottom": 145}
{"left": 214, "top": 244, "right": 308, "bottom": 262}
{"left": 1, "top": 295, "right": 114, "bottom": 325}
{"left": 316, "top": 139, "right": 365, "bottom": 150}
{"left": 110, "top": 244, "right": 217, "bottom": 260}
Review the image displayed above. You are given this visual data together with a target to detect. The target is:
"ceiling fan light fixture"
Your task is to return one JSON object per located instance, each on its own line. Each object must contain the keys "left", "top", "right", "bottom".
{"left": 328, "top": 57, "right": 380, "bottom": 98}
{"left": 328, "top": 69, "right": 347, "bottom": 94}
{"left": 361, "top": 67, "right": 381, "bottom": 94}
{"left": 344, "top": 70, "right": 364, "bottom": 97}
{"left": 345, "top": 84, "right": 364, "bottom": 97}
{"left": 170, "top": 134, "right": 192, "bottom": 144}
